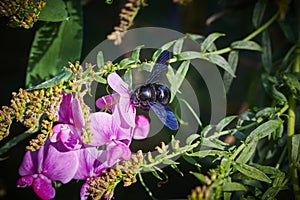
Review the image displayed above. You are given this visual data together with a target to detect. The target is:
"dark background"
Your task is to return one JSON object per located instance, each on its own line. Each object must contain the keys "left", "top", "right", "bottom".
{"left": 0, "top": 0, "right": 284, "bottom": 199}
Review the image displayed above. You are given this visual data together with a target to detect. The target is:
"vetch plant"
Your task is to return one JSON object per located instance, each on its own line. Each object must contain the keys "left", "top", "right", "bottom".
{"left": 0, "top": 0, "right": 300, "bottom": 200}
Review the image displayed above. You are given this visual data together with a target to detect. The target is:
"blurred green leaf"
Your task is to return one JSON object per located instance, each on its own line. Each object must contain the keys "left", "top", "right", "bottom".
{"left": 26, "top": 0, "right": 83, "bottom": 88}
{"left": 216, "top": 115, "right": 237, "bottom": 132}
{"left": 171, "top": 164, "right": 184, "bottom": 176}
{"left": 235, "top": 162, "right": 272, "bottom": 183}
{"left": 119, "top": 57, "right": 136, "bottom": 68}
{"left": 261, "top": 31, "right": 272, "bottom": 73}
{"left": 182, "top": 154, "right": 201, "bottom": 167}
{"left": 255, "top": 107, "right": 277, "bottom": 118}
{"left": 39, "top": 0, "right": 68, "bottom": 22}
{"left": 201, "top": 124, "right": 213, "bottom": 137}
{"left": 167, "top": 60, "right": 190, "bottom": 102}
{"left": 178, "top": 98, "right": 202, "bottom": 127}
{"left": 207, "top": 54, "right": 236, "bottom": 77}
{"left": 97, "top": 51, "right": 104, "bottom": 68}
{"left": 152, "top": 40, "right": 176, "bottom": 61}
{"left": 252, "top": 0, "right": 267, "bottom": 28}
{"left": 278, "top": 19, "right": 297, "bottom": 43}
{"left": 223, "top": 51, "right": 239, "bottom": 93}
{"left": 173, "top": 37, "right": 185, "bottom": 54}
{"left": 251, "top": 164, "right": 281, "bottom": 175}
{"left": 187, "top": 150, "right": 225, "bottom": 157}
{"left": 123, "top": 70, "right": 133, "bottom": 90}
{"left": 201, "top": 32, "right": 225, "bottom": 52}
{"left": 202, "top": 138, "right": 229, "bottom": 150}
{"left": 175, "top": 51, "right": 207, "bottom": 61}
{"left": 131, "top": 45, "right": 144, "bottom": 61}
{"left": 223, "top": 182, "right": 247, "bottom": 191}
{"left": 190, "top": 172, "right": 207, "bottom": 184}
{"left": 186, "top": 33, "right": 205, "bottom": 44}
{"left": 246, "top": 119, "right": 283, "bottom": 142}
{"left": 94, "top": 75, "right": 107, "bottom": 84}
{"left": 231, "top": 40, "right": 262, "bottom": 51}
{"left": 261, "top": 73, "right": 287, "bottom": 105}
{"left": 186, "top": 133, "right": 201, "bottom": 145}
{"left": 236, "top": 138, "right": 258, "bottom": 163}
{"left": 282, "top": 73, "right": 300, "bottom": 99}
{"left": 291, "top": 134, "right": 300, "bottom": 163}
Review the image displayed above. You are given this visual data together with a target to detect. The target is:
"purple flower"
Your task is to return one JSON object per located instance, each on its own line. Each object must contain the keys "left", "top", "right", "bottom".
{"left": 51, "top": 93, "right": 85, "bottom": 151}
{"left": 17, "top": 141, "right": 79, "bottom": 200}
{"left": 88, "top": 112, "right": 132, "bottom": 167}
{"left": 96, "top": 72, "right": 150, "bottom": 140}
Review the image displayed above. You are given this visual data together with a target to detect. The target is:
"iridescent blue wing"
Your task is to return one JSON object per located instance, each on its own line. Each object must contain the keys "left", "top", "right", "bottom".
{"left": 149, "top": 101, "right": 178, "bottom": 130}
{"left": 146, "top": 50, "right": 170, "bottom": 84}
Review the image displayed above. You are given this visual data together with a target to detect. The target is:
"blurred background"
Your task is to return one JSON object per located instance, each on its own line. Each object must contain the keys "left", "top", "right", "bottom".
{"left": 0, "top": 0, "right": 285, "bottom": 199}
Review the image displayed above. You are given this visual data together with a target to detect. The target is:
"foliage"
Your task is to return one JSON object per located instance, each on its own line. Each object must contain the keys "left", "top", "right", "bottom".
{"left": 0, "top": 0, "right": 300, "bottom": 200}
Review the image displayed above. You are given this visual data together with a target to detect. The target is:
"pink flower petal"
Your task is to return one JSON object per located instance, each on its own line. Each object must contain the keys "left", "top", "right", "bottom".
{"left": 107, "top": 72, "right": 129, "bottom": 95}
{"left": 95, "top": 93, "right": 119, "bottom": 110}
{"left": 57, "top": 93, "right": 73, "bottom": 123}
{"left": 133, "top": 115, "right": 150, "bottom": 140}
{"left": 43, "top": 145, "right": 78, "bottom": 183}
{"left": 80, "top": 182, "right": 90, "bottom": 200}
{"left": 16, "top": 175, "right": 34, "bottom": 188}
{"left": 18, "top": 150, "right": 38, "bottom": 176}
{"left": 32, "top": 174, "right": 55, "bottom": 200}
{"left": 106, "top": 142, "right": 131, "bottom": 167}
{"left": 72, "top": 98, "right": 85, "bottom": 130}
{"left": 88, "top": 112, "right": 112, "bottom": 146}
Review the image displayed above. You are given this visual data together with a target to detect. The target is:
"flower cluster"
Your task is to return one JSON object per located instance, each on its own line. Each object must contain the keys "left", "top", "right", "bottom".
{"left": 16, "top": 72, "right": 150, "bottom": 199}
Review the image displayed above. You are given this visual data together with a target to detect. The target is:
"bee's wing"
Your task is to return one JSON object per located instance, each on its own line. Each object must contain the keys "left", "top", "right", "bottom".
{"left": 146, "top": 51, "right": 170, "bottom": 84}
{"left": 149, "top": 101, "right": 178, "bottom": 130}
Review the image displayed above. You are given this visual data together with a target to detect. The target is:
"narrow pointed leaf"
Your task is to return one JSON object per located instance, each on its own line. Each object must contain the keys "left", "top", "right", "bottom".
{"left": 173, "top": 37, "right": 185, "bottom": 54}
{"left": 223, "top": 51, "right": 239, "bottom": 93}
{"left": 291, "top": 134, "right": 300, "bottom": 163}
{"left": 216, "top": 115, "right": 237, "bottom": 132}
{"left": 261, "top": 31, "right": 272, "bottom": 73}
{"left": 201, "top": 32, "right": 225, "bottom": 52}
{"left": 252, "top": 0, "right": 267, "bottom": 28}
{"left": 236, "top": 138, "right": 258, "bottom": 163}
{"left": 152, "top": 40, "right": 176, "bottom": 61}
{"left": 175, "top": 51, "right": 207, "bottom": 61}
{"left": 131, "top": 45, "right": 144, "bottom": 61}
{"left": 223, "top": 182, "right": 247, "bottom": 191}
{"left": 207, "top": 54, "right": 235, "bottom": 77}
{"left": 186, "top": 134, "right": 201, "bottom": 145}
{"left": 235, "top": 162, "right": 272, "bottom": 183}
{"left": 39, "top": 0, "right": 68, "bottom": 22}
{"left": 187, "top": 150, "right": 225, "bottom": 157}
{"left": 190, "top": 172, "right": 207, "bottom": 184}
{"left": 97, "top": 51, "right": 104, "bottom": 68}
{"left": 202, "top": 138, "right": 229, "bottom": 150}
{"left": 231, "top": 40, "right": 262, "bottom": 51}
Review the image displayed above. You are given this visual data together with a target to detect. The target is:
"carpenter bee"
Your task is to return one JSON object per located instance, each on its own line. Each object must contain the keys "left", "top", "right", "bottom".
{"left": 130, "top": 51, "right": 178, "bottom": 130}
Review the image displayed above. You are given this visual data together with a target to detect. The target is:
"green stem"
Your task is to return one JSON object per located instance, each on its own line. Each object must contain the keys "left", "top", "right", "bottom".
{"left": 207, "top": 12, "right": 279, "bottom": 55}
{"left": 138, "top": 172, "right": 158, "bottom": 200}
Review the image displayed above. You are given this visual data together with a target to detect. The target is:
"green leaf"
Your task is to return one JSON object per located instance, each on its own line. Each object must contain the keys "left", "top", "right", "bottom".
{"left": 171, "top": 164, "right": 184, "bottom": 176}
{"left": 216, "top": 115, "right": 237, "bottom": 132}
{"left": 201, "top": 125, "right": 213, "bottom": 137}
{"left": 94, "top": 75, "right": 107, "bottom": 84}
{"left": 178, "top": 98, "right": 202, "bottom": 127}
{"left": 152, "top": 40, "right": 177, "bottom": 61}
{"left": 251, "top": 164, "right": 281, "bottom": 175}
{"left": 278, "top": 19, "right": 297, "bottom": 43}
{"left": 175, "top": 51, "right": 207, "bottom": 61}
{"left": 255, "top": 107, "right": 277, "bottom": 118}
{"left": 235, "top": 162, "right": 272, "bottom": 183}
{"left": 97, "top": 51, "right": 104, "bottom": 68}
{"left": 39, "top": 0, "right": 68, "bottom": 22}
{"left": 246, "top": 119, "right": 283, "bottom": 142}
{"left": 252, "top": 0, "right": 267, "bottom": 28}
{"left": 201, "top": 32, "right": 225, "bottom": 52}
{"left": 182, "top": 154, "right": 201, "bottom": 167}
{"left": 207, "top": 54, "right": 236, "bottom": 77}
{"left": 186, "top": 133, "right": 201, "bottom": 145}
{"left": 236, "top": 138, "right": 258, "bottom": 163}
{"left": 186, "top": 33, "right": 205, "bottom": 44}
{"left": 26, "top": 0, "right": 83, "bottom": 88}
{"left": 261, "top": 31, "right": 272, "bottom": 73}
{"left": 187, "top": 150, "right": 225, "bottom": 157}
{"left": 123, "top": 70, "right": 133, "bottom": 90}
{"left": 202, "top": 138, "right": 229, "bottom": 150}
{"left": 131, "top": 45, "right": 144, "bottom": 61}
{"left": 231, "top": 40, "right": 262, "bottom": 51}
{"left": 190, "top": 172, "right": 207, "bottom": 184}
{"left": 119, "top": 57, "right": 136, "bottom": 68}
{"left": 27, "top": 68, "right": 73, "bottom": 90}
{"left": 167, "top": 60, "right": 190, "bottom": 102}
{"left": 223, "top": 182, "right": 247, "bottom": 192}
{"left": 291, "top": 134, "right": 300, "bottom": 163}
{"left": 223, "top": 50, "right": 239, "bottom": 93}
{"left": 173, "top": 37, "right": 185, "bottom": 54}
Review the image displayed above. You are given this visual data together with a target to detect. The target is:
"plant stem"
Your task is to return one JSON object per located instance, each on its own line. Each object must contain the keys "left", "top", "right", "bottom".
{"left": 288, "top": 1, "right": 300, "bottom": 197}
{"left": 207, "top": 12, "right": 279, "bottom": 55}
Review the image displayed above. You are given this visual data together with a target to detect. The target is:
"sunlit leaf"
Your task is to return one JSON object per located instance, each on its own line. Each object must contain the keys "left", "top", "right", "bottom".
{"left": 97, "top": 51, "right": 104, "bottom": 68}
{"left": 235, "top": 162, "right": 272, "bottom": 183}
{"left": 175, "top": 51, "right": 207, "bottom": 61}
{"left": 186, "top": 133, "right": 201, "bottom": 145}
{"left": 178, "top": 98, "right": 202, "bottom": 127}
{"left": 202, "top": 138, "right": 229, "bottom": 150}
{"left": 152, "top": 40, "right": 177, "bottom": 61}
{"left": 131, "top": 45, "right": 144, "bottom": 61}
{"left": 201, "top": 32, "right": 225, "bottom": 52}
{"left": 255, "top": 107, "right": 277, "bottom": 118}
{"left": 201, "top": 124, "right": 213, "bottom": 137}
{"left": 39, "top": 0, "right": 68, "bottom": 22}
{"left": 186, "top": 33, "right": 205, "bottom": 44}
{"left": 167, "top": 60, "right": 190, "bottom": 102}
{"left": 173, "top": 37, "right": 185, "bottom": 54}
{"left": 26, "top": 0, "right": 83, "bottom": 88}
{"left": 190, "top": 172, "right": 207, "bottom": 184}
{"left": 123, "top": 70, "right": 133, "bottom": 90}
{"left": 119, "top": 57, "right": 136, "bottom": 68}
{"left": 291, "top": 134, "right": 300, "bottom": 163}
{"left": 223, "top": 182, "right": 247, "bottom": 191}
{"left": 231, "top": 40, "right": 262, "bottom": 51}
{"left": 216, "top": 115, "right": 237, "bottom": 132}
{"left": 187, "top": 150, "right": 225, "bottom": 157}
{"left": 207, "top": 54, "right": 236, "bottom": 77}
{"left": 236, "top": 138, "right": 258, "bottom": 163}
